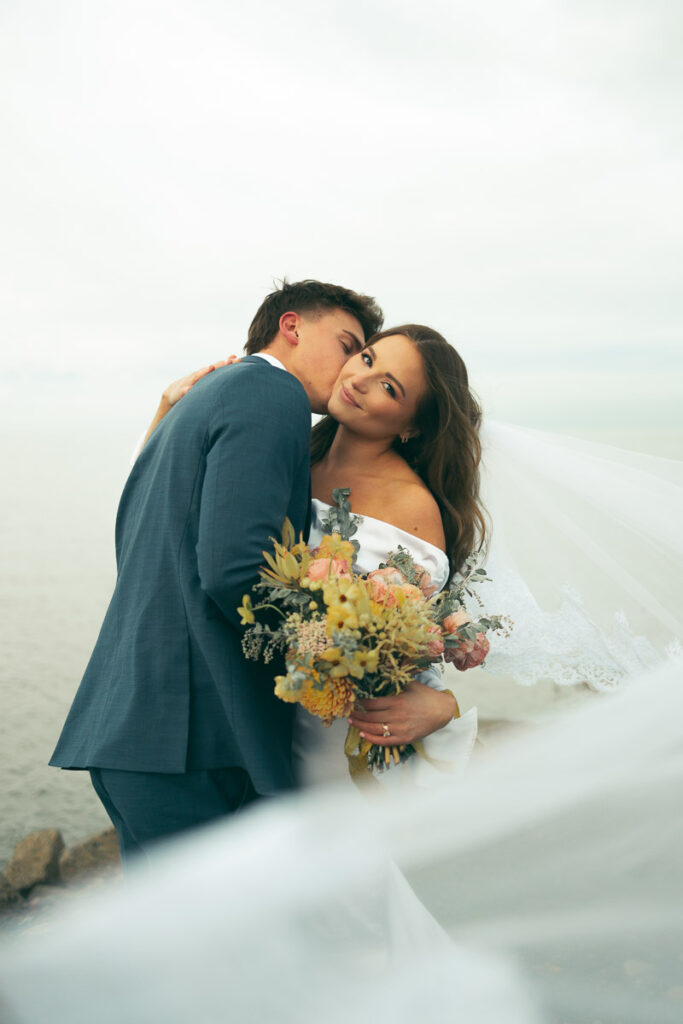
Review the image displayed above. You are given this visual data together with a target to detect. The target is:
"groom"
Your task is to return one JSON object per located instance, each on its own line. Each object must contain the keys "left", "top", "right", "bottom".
{"left": 50, "top": 279, "right": 383, "bottom": 862}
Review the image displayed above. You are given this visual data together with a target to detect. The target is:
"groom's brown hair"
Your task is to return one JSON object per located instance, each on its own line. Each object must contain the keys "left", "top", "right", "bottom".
{"left": 245, "top": 279, "right": 383, "bottom": 354}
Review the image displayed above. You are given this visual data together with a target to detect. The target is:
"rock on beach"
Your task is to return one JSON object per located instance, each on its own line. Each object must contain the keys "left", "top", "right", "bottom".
{"left": 3, "top": 830, "right": 64, "bottom": 894}
{"left": 0, "top": 873, "right": 23, "bottom": 910}
{"left": 59, "top": 828, "right": 120, "bottom": 883}
{"left": 0, "top": 827, "right": 121, "bottom": 924}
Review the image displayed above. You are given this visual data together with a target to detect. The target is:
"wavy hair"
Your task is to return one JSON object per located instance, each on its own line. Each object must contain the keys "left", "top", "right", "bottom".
{"left": 310, "top": 324, "right": 487, "bottom": 580}
{"left": 246, "top": 278, "right": 383, "bottom": 354}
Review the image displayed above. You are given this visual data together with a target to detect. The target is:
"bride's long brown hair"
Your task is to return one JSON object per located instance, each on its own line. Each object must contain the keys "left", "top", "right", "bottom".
{"left": 310, "top": 324, "right": 487, "bottom": 581}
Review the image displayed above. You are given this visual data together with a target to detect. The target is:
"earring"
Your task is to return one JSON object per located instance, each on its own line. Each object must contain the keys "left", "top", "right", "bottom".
{"left": 400, "top": 434, "right": 409, "bottom": 444}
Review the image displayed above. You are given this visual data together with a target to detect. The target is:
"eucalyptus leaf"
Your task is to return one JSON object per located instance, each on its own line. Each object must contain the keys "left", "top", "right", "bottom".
{"left": 319, "top": 488, "right": 362, "bottom": 555}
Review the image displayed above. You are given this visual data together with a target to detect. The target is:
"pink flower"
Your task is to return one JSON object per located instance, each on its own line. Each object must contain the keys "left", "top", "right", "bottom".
{"left": 367, "top": 566, "right": 407, "bottom": 587}
{"left": 366, "top": 567, "right": 408, "bottom": 606}
{"left": 374, "top": 583, "right": 402, "bottom": 607}
{"left": 442, "top": 610, "right": 472, "bottom": 635}
{"left": 367, "top": 578, "right": 388, "bottom": 603}
{"left": 425, "top": 624, "right": 445, "bottom": 658}
{"left": 414, "top": 565, "right": 438, "bottom": 598}
{"left": 399, "top": 583, "right": 425, "bottom": 602}
{"left": 306, "top": 557, "right": 351, "bottom": 581}
{"left": 445, "top": 633, "right": 490, "bottom": 671}
{"left": 367, "top": 580, "right": 407, "bottom": 608}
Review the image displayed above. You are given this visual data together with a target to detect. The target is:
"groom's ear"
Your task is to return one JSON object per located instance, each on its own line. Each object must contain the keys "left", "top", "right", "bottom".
{"left": 279, "top": 312, "right": 300, "bottom": 347}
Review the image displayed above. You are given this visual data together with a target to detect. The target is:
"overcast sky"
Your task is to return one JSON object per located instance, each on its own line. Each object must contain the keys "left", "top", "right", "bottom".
{"left": 1, "top": 0, "right": 681, "bottom": 434}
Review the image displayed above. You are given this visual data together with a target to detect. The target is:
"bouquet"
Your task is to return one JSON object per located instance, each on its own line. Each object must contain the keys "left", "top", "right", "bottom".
{"left": 238, "top": 490, "right": 506, "bottom": 777}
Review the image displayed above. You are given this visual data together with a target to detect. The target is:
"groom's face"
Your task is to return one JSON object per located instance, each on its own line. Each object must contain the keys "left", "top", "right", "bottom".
{"left": 293, "top": 309, "right": 365, "bottom": 414}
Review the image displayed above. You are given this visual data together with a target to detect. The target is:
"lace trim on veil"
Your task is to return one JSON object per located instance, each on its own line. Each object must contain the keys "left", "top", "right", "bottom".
{"left": 475, "top": 422, "right": 682, "bottom": 692}
{"left": 473, "top": 562, "right": 670, "bottom": 692}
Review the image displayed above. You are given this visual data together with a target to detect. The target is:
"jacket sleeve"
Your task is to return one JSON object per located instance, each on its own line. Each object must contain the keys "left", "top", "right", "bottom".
{"left": 196, "top": 367, "right": 311, "bottom": 627}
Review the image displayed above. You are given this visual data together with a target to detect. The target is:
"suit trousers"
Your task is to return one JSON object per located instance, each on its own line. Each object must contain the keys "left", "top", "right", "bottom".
{"left": 90, "top": 766, "right": 260, "bottom": 869}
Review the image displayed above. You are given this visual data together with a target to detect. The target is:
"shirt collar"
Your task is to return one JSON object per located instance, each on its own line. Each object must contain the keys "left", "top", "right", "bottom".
{"left": 252, "top": 352, "right": 287, "bottom": 372}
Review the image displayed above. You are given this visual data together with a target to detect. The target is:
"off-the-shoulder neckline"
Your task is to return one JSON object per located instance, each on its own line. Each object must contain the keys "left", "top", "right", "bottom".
{"left": 311, "top": 498, "right": 449, "bottom": 564}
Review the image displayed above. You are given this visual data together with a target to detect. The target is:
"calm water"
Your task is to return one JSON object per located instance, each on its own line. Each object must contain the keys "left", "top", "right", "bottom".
{"left": 1, "top": 418, "right": 681, "bottom": 866}
{"left": 0, "top": 425, "right": 130, "bottom": 865}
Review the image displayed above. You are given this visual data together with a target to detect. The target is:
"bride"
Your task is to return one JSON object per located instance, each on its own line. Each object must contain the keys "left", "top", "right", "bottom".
{"left": 299, "top": 323, "right": 483, "bottom": 785}
{"left": 141, "top": 324, "right": 485, "bottom": 787}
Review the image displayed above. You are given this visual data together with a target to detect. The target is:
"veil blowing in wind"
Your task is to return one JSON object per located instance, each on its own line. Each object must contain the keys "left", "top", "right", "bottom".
{"left": 1, "top": 423, "right": 682, "bottom": 1024}
{"left": 465, "top": 420, "right": 682, "bottom": 693}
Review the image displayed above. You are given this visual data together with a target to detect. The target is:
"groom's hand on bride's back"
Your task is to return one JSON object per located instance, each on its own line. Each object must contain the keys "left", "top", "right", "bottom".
{"left": 143, "top": 357, "right": 241, "bottom": 446}
{"left": 162, "top": 356, "right": 240, "bottom": 409}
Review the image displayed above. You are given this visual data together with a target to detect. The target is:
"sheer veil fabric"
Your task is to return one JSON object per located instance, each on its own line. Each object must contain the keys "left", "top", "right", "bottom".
{"left": 1, "top": 659, "right": 681, "bottom": 1024}
{"left": 1, "top": 424, "right": 680, "bottom": 1023}
{"left": 468, "top": 421, "right": 682, "bottom": 692}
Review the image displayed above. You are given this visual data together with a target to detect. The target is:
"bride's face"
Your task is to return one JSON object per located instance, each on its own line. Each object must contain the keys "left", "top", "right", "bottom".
{"left": 327, "top": 334, "right": 427, "bottom": 442}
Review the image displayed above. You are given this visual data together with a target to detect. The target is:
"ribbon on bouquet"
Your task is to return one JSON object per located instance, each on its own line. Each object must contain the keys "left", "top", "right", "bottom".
{"left": 344, "top": 726, "right": 381, "bottom": 788}
{"left": 344, "top": 725, "right": 455, "bottom": 787}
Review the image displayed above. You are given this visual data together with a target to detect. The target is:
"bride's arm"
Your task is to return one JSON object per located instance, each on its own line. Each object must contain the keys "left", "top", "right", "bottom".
{"left": 141, "top": 360, "right": 233, "bottom": 446}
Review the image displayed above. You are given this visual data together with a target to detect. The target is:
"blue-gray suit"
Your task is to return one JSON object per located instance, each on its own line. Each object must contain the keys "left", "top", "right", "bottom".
{"left": 51, "top": 357, "right": 312, "bottom": 853}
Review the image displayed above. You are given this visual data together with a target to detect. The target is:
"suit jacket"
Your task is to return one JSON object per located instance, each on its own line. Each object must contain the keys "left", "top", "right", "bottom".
{"left": 50, "top": 357, "right": 312, "bottom": 794}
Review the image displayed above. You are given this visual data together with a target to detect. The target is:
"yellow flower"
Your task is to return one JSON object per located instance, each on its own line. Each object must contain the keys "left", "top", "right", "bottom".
{"left": 282, "top": 551, "right": 300, "bottom": 578}
{"left": 274, "top": 675, "right": 295, "bottom": 701}
{"left": 275, "top": 665, "right": 356, "bottom": 725}
{"left": 316, "top": 533, "right": 356, "bottom": 565}
{"left": 301, "top": 677, "right": 355, "bottom": 724}
{"left": 238, "top": 594, "right": 255, "bottom": 625}
{"left": 259, "top": 538, "right": 307, "bottom": 588}
{"left": 328, "top": 661, "right": 352, "bottom": 679}
{"left": 318, "top": 646, "right": 344, "bottom": 665}
{"left": 350, "top": 647, "right": 379, "bottom": 677}
{"left": 315, "top": 647, "right": 348, "bottom": 678}
{"left": 322, "top": 574, "right": 351, "bottom": 606}
{"left": 322, "top": 577, "right": 369, "bottom": 616}
{"left": 306, "top": 677, "right": 355, "bottom": 724}
{"left": 326, "top": 601, "right": 359, "bottom": 634}
{"left": 274, "top": 672, "right": 306, "bottom": 703}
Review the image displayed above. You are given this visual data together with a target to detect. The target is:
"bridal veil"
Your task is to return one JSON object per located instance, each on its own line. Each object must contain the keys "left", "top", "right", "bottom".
{"left": 1, "top": 424, "right": 681, "bottom": 1024}
{"left": 468, "top": 420, "right": 682, "bottom": 691}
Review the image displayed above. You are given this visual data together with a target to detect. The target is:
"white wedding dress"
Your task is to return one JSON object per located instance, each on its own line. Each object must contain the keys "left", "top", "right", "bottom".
{"left": 293, "top": 499, "right": 479, "bottom": 789}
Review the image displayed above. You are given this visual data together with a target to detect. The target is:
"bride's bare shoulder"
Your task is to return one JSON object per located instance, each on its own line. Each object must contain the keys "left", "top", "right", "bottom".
{"left": 388, "top": 483, "right": 446, "bottom": 550}
{"left": 359, "top": 479, "right": 446, "bottom": 551}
